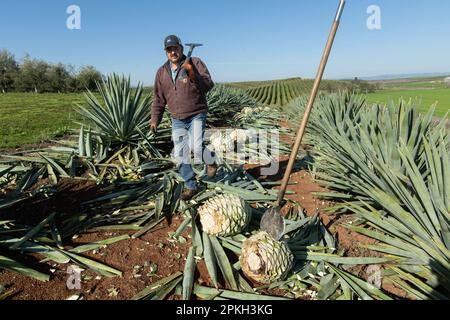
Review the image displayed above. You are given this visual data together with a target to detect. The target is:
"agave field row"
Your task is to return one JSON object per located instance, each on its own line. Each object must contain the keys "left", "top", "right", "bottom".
{"left": 243, "top": 78, "right": 353, "bottom": 106}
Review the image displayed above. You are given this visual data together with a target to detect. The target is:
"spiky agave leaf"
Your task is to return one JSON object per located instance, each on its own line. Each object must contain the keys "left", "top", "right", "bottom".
{"left": 232, "top": 105, "right": 286, "bottom": 131}
{"left": 76, "top": 73, "right": 152, "bottom": 145}
{"left": 346, "top": 135, "right": 450, "bottom": 299}
{"left": 286, "top": 92, "right": 366, "bottom": 148}
{"left": 289, "top": 92, "right": 450, "bottom": 299}
{"left": 206, "top": 84, "right": 258, "bottom": 125}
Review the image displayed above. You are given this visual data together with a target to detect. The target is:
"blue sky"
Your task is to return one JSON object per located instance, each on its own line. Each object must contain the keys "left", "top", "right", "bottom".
{"left": 1, "top": 0, "right": 450, "bottom": 85}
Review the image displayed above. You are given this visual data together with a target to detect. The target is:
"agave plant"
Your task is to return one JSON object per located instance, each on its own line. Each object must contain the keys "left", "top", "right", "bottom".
{"left": 346, "top": 135, "right": 450, "bottom": 299}
{"left": 286, "top": 92, "right": 367, "bottom": 147}
{"left": 77, "top": 73, "right": 152, "bottom": 145}
{"left": 232, "top": 105, "right": 288, "bottom": 131}
{"left": 206, "top": 84, "right": 258, "bottom": 125}
{"left": 287, "top": 92, "right": 449, "bottom": 299}
{"left": 287, "top": 94, "right": 447, "bottom": 206}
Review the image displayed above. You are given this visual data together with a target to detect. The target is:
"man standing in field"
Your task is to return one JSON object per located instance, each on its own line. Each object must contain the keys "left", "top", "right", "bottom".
{"left": 151, "top": 35, "right": 217, "bottom": 200}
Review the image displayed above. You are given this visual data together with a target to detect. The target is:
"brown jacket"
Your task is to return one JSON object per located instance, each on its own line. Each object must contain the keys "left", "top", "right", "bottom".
{"left": 151, "top": 56, "right": 214, "bottom": 126}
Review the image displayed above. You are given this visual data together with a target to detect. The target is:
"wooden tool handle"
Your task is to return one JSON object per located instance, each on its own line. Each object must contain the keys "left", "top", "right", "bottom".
{"left": 276, "top": 0, "right": 345, "bottom": 206}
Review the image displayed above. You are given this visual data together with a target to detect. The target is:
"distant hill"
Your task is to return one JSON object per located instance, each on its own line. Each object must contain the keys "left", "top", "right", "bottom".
{"left": 360, "top": 73, "right": 450, "bottom": 81}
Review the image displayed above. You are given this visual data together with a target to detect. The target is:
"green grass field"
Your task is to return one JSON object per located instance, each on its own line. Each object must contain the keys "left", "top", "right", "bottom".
{"left": 0, "top": 90, "right": 154, "bottom": 149}
{"left": 0, "top": 93, "right": 86, "bottom": 149}
{"left": 388, "top": 81, "right": 447, "bottom": 89}
{"left": 366, "top": 88, "right": 450, "bottom": 118}
{"left": 378, "top": 78, "right": 448, "bottom": 90}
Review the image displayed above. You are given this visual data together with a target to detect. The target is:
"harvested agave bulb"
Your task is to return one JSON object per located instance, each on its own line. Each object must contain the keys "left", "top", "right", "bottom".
{"left": 229, "top": 129, "right": 248, "bottom": 145}
{"left": 209, "top": 130, "right": 234, "bottom": 153}
{"left": 198, "top": 194, "right": 251, "bottom": 237}
{"left": 240, "top": 231, "right": 294, "bottom": 284}
{"left": 242, "top": 107, "right": 254, "bottom": 115}
{"left": 209, "top": 129, "right": 248, "bottom": 153}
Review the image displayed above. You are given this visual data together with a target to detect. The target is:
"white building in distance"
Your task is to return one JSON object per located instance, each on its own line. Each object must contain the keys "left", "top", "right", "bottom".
{"left": 445, "top": 76, "right": 450, "bottom": 87}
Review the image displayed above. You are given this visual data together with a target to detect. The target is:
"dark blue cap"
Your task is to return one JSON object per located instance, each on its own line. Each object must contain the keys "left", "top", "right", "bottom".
{"left": 164, "top": 35, "right": 182, "bottom": 49}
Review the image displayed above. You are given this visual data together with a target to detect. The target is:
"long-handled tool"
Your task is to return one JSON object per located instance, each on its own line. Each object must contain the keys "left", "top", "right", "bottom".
{"left": 181, "top": 43, "right": 203, "bottom": 81}
{"left": 260, "top": 0, "right": 346, "bottom": 240}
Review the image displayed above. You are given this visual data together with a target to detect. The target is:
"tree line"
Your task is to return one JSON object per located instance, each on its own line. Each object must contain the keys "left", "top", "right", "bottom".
{"left": 0, "top": 49, "right": 103, "bottom": 93}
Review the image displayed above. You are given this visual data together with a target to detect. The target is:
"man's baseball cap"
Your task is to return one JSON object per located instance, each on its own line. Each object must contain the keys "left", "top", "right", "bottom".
{"left": 164, "top": 35, "right": 182, "bottom": 49}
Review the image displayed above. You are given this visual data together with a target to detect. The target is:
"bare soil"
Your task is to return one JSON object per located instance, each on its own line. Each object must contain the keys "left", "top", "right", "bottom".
{"left": 0, "top": 217, "right": 191, "bottom": 300}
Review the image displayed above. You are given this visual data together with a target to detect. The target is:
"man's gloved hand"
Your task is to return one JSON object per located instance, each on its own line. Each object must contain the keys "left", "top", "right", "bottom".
{"left": 181, "top": 62, "right": 195, "bottom": 81}
{"left": 150, "top": 123, "right": 158, "bottom": 134}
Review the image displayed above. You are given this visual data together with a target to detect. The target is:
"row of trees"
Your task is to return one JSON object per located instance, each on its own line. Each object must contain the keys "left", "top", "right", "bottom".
{"left": 0, "top": 49, "right": 103, "bottom": 93}
{"left": 351, "top": 77, "right": 380, "bottom": 93}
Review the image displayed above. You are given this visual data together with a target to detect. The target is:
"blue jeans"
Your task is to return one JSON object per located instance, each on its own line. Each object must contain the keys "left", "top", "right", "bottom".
{"left": 171, "top": 112, "right": 215, "bottom": 190}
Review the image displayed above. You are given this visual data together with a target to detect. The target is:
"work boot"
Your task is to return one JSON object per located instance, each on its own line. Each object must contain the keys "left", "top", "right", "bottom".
{"left": 206, "top": 163, "right": 218, "bottom": 178}
{"left": 181, "top": 188, "right": 199, "bottom": 201}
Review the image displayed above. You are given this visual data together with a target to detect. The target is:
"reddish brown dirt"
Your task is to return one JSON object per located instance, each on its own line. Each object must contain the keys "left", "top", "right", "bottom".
{"left": 0, "top": 175, "right": 193, "bottom": 300}
{"left": 1, "top": 178, "right": 101, "bottom": 226}
{"left": 0, "top": 217, "right": 191, "bottom": 300}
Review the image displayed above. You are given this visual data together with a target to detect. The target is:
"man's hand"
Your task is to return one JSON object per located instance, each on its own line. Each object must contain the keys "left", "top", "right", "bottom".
{"left": 181, "top": 62, "right": 195, "bottom": 81}
{"left": 150, "top": 123, "right": 158, "bottom": 134}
